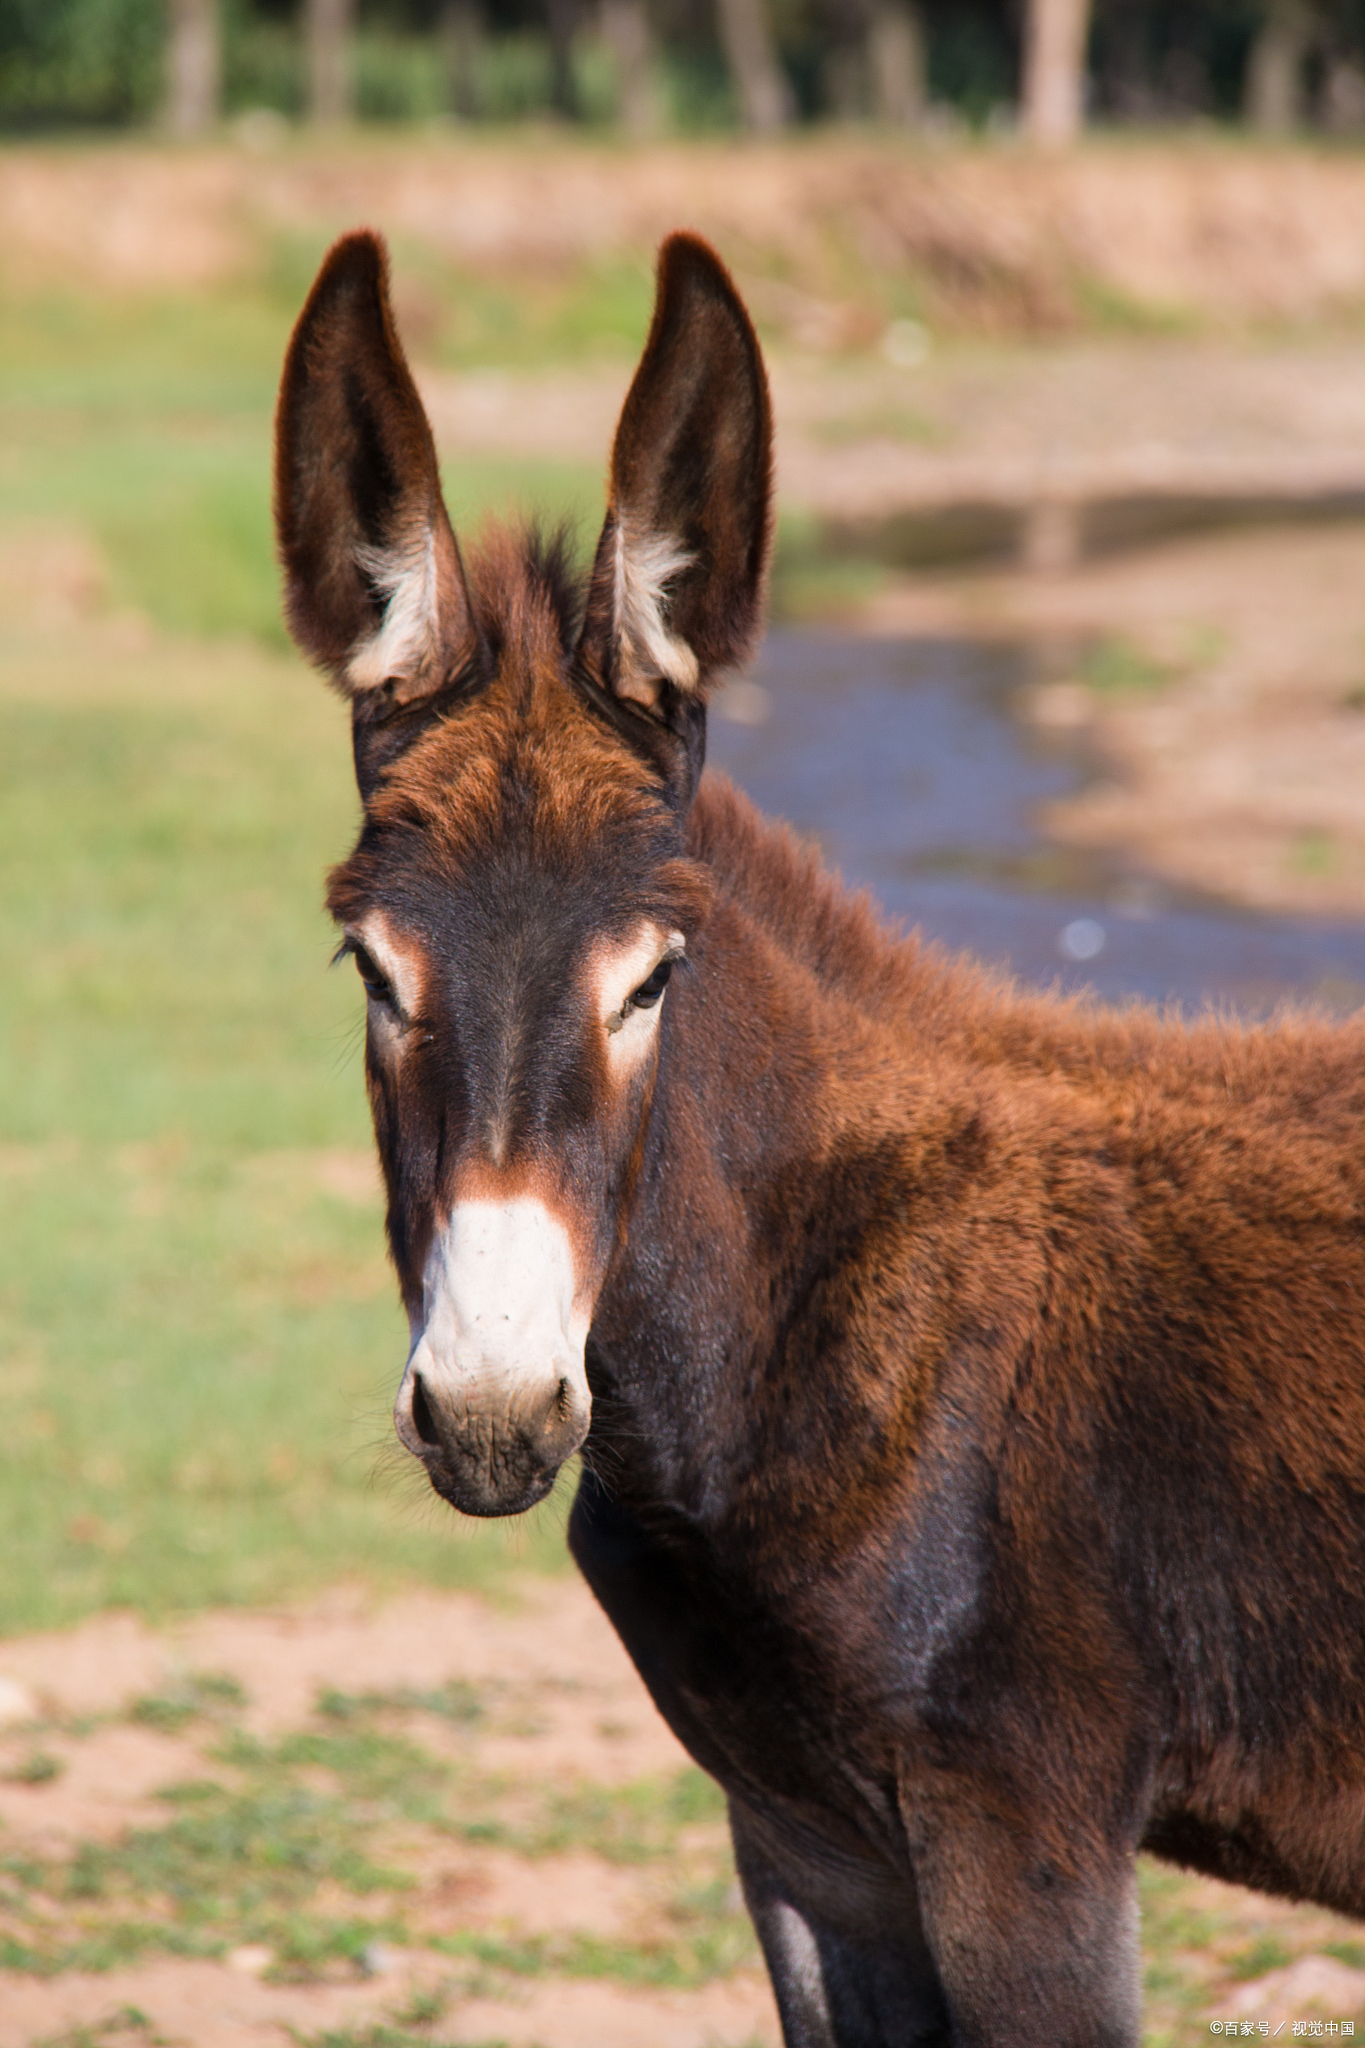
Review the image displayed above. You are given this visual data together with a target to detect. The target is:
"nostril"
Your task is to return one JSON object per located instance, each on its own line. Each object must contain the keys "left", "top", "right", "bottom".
{"left": 555, "top": 1376, "right": 573, "bottom": 1420}
{"left": 411, "top": 1373, "right": 440, "bottom": 1447}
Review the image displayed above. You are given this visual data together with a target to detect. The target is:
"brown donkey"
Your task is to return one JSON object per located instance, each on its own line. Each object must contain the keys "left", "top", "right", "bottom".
{"left": 275, "top": 230, "right": 1365, "bottom": 2046}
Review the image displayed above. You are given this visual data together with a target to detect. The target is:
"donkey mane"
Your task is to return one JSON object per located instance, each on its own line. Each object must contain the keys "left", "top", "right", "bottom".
{"left": 460, "top": 519, "right": 584, "bottom": 666}
{"left": 690, "top": 772, "right": 1365, "bottom": 1115}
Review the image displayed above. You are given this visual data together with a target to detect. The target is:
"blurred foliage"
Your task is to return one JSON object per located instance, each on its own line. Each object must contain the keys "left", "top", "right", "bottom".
{"left": 0, "top": 0, "right": 165, "bottom": 126}
{"left": 3, "top": 0, "right": 1365, "bottom": 133}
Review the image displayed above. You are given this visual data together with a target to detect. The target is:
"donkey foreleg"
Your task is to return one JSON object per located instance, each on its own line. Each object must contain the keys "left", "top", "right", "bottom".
{"left": 729, "top": 1797, "right": 952, "bottom": 2048}
{"left": 904, "top": 1781, "right": 1143, "bottom": 2048}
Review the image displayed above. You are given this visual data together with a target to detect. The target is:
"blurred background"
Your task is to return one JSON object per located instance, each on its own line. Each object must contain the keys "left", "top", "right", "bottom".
{"left": 1, "top": 4, "right": 1365, "bottom": 2042}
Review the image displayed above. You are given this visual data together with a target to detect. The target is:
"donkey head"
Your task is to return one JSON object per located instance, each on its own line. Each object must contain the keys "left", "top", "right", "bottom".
{"left": 275, "top": 231, "right": 772, "bottom": 1516}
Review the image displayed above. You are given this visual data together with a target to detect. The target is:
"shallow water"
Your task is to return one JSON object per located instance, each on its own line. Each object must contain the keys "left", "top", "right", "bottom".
{"left": 708, "top": 631, "right": 1365, "bottom": 1017}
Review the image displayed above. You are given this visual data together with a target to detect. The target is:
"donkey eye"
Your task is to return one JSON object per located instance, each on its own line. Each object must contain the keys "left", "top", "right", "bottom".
{"left": 629, "top": 959, "right": 674, "bottom": 1010}
{"left": 353, "top": 946, "right": 395, "bottom": 1006}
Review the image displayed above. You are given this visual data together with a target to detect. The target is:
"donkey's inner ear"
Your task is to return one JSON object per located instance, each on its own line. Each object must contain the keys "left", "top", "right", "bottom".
{"left": 577, "top": 233, "right": 773, "bottom": 715}
{"left": 274, "top": 231, "right": 476, "bottom": 708}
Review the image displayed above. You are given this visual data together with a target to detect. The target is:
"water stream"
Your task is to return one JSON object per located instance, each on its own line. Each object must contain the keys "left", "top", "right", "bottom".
{"left": 709, "top": 631, "right": 1365, "bottom": 1016}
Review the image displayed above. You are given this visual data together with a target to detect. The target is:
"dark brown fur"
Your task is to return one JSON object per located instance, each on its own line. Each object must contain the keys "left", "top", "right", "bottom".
{"left": 275, "top": 229, "right": 1365, "bottom": 2047}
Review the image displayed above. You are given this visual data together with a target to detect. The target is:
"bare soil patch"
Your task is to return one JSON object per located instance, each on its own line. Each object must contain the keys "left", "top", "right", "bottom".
{"left": 0, "top": 1577, "right": 776, "bottom": 2047}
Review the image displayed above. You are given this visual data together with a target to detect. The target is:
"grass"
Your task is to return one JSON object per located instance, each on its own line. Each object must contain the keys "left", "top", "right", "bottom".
{"left": 0, "top": 1680, "right": 751, "bottom": 1993}
{"left": 1078, "top": 633, "right": 1173, "bottom": 696}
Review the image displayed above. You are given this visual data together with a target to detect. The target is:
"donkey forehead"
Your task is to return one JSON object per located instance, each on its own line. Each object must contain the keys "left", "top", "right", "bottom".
{"left": 376, "top": 668, "right": 668, "bottom": 850}
{"left": 345, "top": 848, "right": 669, "bottom": 983}
{"left": 328, "top": 674, "right": 701, "bottom": 942}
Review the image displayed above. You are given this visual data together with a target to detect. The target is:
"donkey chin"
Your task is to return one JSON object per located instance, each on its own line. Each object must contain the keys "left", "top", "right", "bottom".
{"left": 392, "top": 1199, "right": 594, "bottom": 1518}
{"left": 394, "top": 1357, "right": 590, "bottom": 1518}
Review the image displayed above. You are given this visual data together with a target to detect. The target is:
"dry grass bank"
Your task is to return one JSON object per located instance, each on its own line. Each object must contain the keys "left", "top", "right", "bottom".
{"left": 5, "top": 131, "right": 1365, "bottom": 336}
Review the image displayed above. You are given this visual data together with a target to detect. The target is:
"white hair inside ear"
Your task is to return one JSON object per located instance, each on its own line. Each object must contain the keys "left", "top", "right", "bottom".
{"left": 347, "top": 530, "right": 442, "bottom": 692}
{"left": 612, "top": 517, "right": 699, "bottom": 706}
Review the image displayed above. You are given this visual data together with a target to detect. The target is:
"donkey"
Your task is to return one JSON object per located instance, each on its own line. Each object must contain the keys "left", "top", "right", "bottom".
{"left": 274, "top": 228, "right": 1365, "bottom": 2046}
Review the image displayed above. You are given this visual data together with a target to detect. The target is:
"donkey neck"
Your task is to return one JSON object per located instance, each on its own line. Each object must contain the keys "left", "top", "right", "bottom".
{"left": 587, "top": 771, "right": 964, "bottom": 1560}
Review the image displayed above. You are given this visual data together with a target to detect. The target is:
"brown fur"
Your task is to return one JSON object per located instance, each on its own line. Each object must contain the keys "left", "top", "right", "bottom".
{"left": 276, "top": 227, "right": 1365, "bottom": 2048}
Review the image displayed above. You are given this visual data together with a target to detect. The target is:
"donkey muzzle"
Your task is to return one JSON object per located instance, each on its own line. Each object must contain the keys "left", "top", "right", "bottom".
{"left": 394, "top": 1354, "right": 590, "bottom": 1516}
{"left": 395, "top": 1197, "right": 593, "bottom": 1517}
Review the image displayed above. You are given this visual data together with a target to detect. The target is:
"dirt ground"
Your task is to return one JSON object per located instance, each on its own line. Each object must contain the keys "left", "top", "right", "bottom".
{"left": 0, "top": 1578, "right": 780, "bottom": 2048}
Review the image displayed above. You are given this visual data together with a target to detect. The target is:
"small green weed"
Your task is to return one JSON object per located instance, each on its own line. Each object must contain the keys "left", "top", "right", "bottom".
{"left": 1079, "top": 636, "right": 1171, "bottom": 696}
{"left": 35, "top": 2010, "right": 164, "bottom": 2048}
{"left": 445, "top": 1764, "right": 726, "bottom": 1864}
{"left": 428, "top": 1920, "right": 754, "bottom": 1994}
{"left": 6, "top": 1752, "right": 62, "bottom": 1785}
{"left": 1327, "top": 1939, "right": 1365, "bottom": 1968}
{"left": 387, "top": 1981, "right": 451, "bottom": 2027}
{"left": 319, "top": 1682, "right": 483, "bottom": 1726}
{"left": 1228, "top": 1933, "right": 1292, "bottom": 1979}
{"left": 130, "top": 1671, "right": 246, "bottom": 1733}
{"left": 1292, "top": 828, "right": 1338, "bottom": 876}
{"left": 295, "top": 2027, "right": 509, "bottom": 2048}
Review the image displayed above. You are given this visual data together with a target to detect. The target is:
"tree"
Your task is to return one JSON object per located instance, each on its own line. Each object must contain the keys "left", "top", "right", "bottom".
{"left": 1021, "top": 0, "right": 1091, "bottom": 144}
{"left": 715, "top": 0, "right": 792, "bottom": 131}
{"left": 1245, "top": 0, "right": 1310, "bottom": 130}
{"left": 442, "top": 0, "right": 485, "bottom": 120}
{"left": 546, "top": 0, "right": 582, "bottom": 117}
{"left": 307, "top": 0, "right": 355, "bottom": 124}
{"left": 600, "top": 0, "right": 663, "bottom": 136}
{"left": 870, "top": 0, "right": 926, "bottom": 125}
{"left": 165, "top": 0, "right": 220, "bottom": 135}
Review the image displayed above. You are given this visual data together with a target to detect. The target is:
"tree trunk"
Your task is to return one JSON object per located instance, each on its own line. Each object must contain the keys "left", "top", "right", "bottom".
{"left": 442, "top": 0, "right": 485, "bottom": 120}
{"left": 869, "top": 1, "right": 925, "bottom": 126}
{"left": 715, "top": 0, "right": 792, "bottom": 133}
{"left": 1323, "top": 54, "right": 1365, "bottom": 131}
{"left": 600, "top": 0, "right": 662, "bottom": 136}
{"left": 1245, "top": 0, "right": 1310, "bottom": 131}
{"left": 307, "top": 0, "right": 355, "bottom": 126}
{"left": 546, "top": 0, "right": 582, "bottom": 118}
{"left": 1021, "top": 0, "right": 1091, "bottom": 146}
{"left": 165, "top": 0, "right": 220, "bottom": 136}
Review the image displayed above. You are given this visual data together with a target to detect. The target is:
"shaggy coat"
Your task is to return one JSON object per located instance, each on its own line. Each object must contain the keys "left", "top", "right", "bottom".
{"left": 275, "top": 227, "right": 1365, "bottom": 2048}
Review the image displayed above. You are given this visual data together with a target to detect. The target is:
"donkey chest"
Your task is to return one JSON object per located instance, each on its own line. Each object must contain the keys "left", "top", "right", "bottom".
{"left": 567, "top": 1472, "right": 950, "bottom": 1872}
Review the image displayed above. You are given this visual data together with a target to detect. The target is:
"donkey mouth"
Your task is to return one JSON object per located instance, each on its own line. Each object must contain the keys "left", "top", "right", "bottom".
{"left": 419, "top": 1448, "right": 560, "bottom": 1520}
{"left": 395, "top": 1364, "right": 590, "bottom": 1519}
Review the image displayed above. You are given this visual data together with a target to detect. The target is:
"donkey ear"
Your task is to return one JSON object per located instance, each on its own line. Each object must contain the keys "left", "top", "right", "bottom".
{"left": 274, "top": 231, "right": 476, "bottom": 707}
{"left": 578, "top": 233, "right": 773, "bottom": 713}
